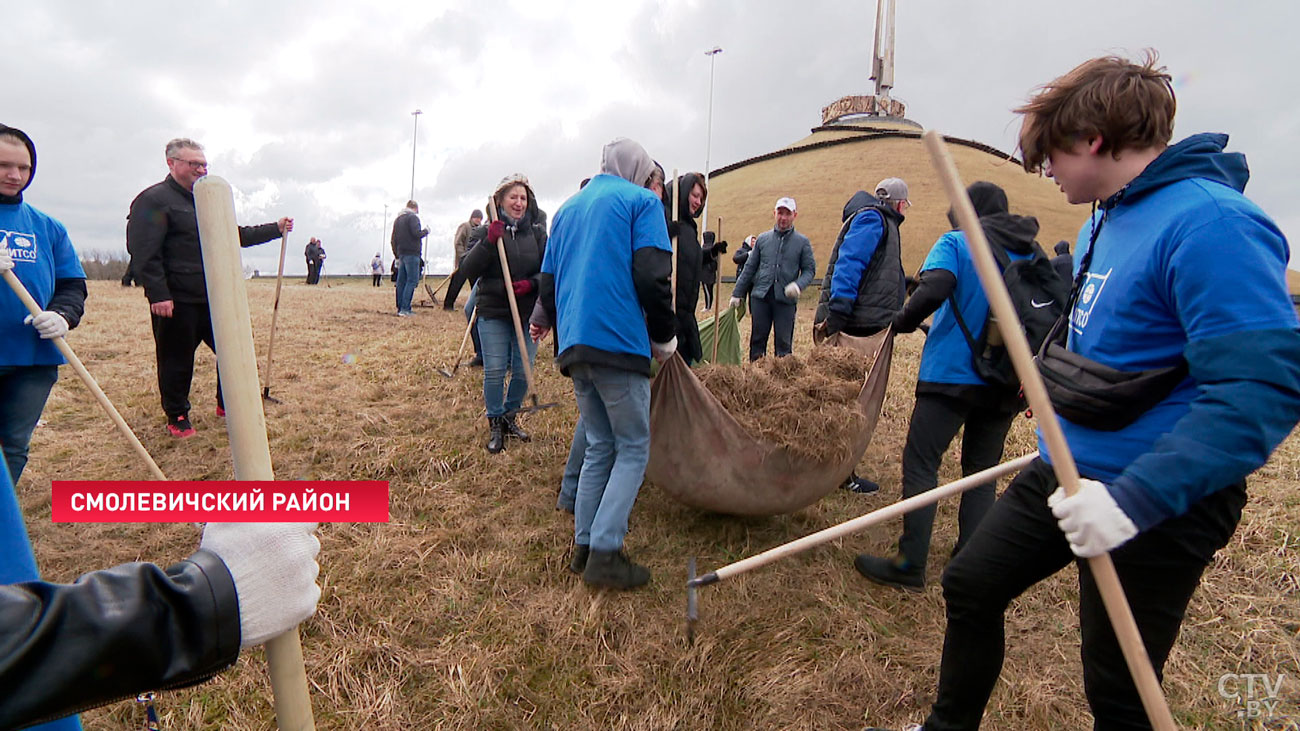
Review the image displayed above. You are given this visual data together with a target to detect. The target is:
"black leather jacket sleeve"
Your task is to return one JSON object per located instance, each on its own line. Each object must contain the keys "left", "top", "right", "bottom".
{"left": 0, "top": 549, "right": 241, "bottom": 730}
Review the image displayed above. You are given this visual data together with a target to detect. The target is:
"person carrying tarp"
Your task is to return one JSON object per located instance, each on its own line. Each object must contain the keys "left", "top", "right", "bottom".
{"left": 852, "top": 181, "right": 1048, "bottom": 592}
{"left": 814, "top": 178, "right": 910, "bottom": 494}
{"left": 537, "top": 137, "right": 675, "bottom": 590}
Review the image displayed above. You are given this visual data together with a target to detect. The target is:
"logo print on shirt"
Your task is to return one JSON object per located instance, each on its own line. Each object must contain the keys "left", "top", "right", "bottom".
{"left": 1071, "top": 269, "right": 1111, "bottom": 334}
{"left": 0, "top": 229, "right": 39, "bottom": 263}
{"left": 1030, "top": 299, "right": 1055, "bottom": 308}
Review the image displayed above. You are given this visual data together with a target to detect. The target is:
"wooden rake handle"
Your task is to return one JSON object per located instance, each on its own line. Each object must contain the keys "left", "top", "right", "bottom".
{"left": 264, "top": 230, "right": 289, "bottom": 394}
{"left": 923, "top": 129, "right": 1177, "bottom": 731}
{"left": 690, "top": 453, "right": 1036, "bottom": 587}
{"left": 194, "top": 176, "right": 315, "bottom": 731}
{"left": 2, "top": 269, "right": 167, "bottom": 480}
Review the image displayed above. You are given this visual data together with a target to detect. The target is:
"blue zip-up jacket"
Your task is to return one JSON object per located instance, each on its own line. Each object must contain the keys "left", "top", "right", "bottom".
{"left": 1042, "top": 133, "right": 1300, "bottom": 531}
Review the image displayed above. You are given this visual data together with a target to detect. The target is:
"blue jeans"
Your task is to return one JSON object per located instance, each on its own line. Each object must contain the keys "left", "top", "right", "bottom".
{"left": 477, "top": 316, "right": 537, "bottom": 418}
{"left": 570, "top": 364, "right": 651, "bottom": 552}
{"left": 465, "top": 285, "right": 483, "bottom": 359}
{"left": 0, "top": 365, "right": 59, "bottom": 484}
{"left": 557, "top": 416, "right": 586, "bottom": 511}
{"left": 394, "top": 254, "right": 421, "bottom": 313}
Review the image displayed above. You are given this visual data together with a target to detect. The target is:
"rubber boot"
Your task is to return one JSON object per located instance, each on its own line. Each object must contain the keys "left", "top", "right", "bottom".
{"left": 582, "top": 549, "right": 650, "bottom": 589}
{"left": 486, "top": 417, "right": 505, "bottom": 454}
{"left": 502, "top": 413, "right": 531, "bottom": 442}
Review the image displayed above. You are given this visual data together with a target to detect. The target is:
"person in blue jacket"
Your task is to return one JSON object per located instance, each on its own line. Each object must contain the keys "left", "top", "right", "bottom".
{"left": 536, "top": 137, "right": 676, "bottom": 590}
{"left": 867, "top": 52, "right": 1300, "bottom": 731}
{"left": 853, "top": 182, "right": 1032, "bottom": 592}
{"left": 0, "top": 124, "right": 87, "bottom": 485}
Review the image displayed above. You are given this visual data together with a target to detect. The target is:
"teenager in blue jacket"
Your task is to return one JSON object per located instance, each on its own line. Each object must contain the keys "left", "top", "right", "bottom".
{"left": 869, "top": 52, "right": 1300, "bottom": 731}
{"left": 0, "top": 125, "right": 87, "bottom": 485}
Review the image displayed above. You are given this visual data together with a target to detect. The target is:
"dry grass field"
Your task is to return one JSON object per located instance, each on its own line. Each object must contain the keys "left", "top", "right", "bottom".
{"left": 16, "top": 278, "right": 1300, "bottom": 730}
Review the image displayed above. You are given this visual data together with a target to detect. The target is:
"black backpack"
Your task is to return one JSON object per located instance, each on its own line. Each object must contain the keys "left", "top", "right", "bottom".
{"left": 950, "top": 238, "right": 1068, "bottom": 392}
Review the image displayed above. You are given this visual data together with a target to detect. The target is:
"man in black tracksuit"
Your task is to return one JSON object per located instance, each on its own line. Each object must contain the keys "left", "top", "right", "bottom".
{"left": 127, "top": 138, "right": 291, "bottom": 438}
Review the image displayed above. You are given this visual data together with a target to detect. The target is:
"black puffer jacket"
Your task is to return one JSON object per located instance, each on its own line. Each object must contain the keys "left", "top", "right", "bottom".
{"left": 665, "top": 173, "right": 706, "bottom": 364}
{"left": 815, "top": 190, "right": 905, "bottom": 335}
{"left": 459, "top": 183, "right": 547, "bottom": 322}
{"left": 127, "top": 177, "right": 281, "bottom": 304}
{"left": 0, "top": 550, "right": 240, "bottom": 729}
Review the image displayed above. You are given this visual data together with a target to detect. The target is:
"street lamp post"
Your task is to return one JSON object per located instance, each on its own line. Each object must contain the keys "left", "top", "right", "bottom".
{"left": 409, "top": 109, "right": 423, "bottom": 202}
{"left": 703, "top": 46, "right": 722, "bottom": 238}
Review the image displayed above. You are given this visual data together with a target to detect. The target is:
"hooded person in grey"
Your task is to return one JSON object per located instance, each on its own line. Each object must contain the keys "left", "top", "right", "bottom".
{"left": 536, "top": 137, "right": 675, "bottom": 591}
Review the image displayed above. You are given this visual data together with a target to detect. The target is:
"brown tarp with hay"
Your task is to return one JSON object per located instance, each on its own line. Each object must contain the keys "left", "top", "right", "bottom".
{"left": 647, "top": 329, "right": 894, "bottom": 516}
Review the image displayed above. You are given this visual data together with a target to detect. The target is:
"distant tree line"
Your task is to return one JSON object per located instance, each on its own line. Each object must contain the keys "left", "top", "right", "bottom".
{"left": 79, "top": 249, "right": 131, "bottom": 280}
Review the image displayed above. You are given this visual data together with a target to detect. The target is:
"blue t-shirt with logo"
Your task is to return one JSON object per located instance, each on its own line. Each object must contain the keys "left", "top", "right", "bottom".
{"left": 543, "top": 174, "right": 671, "bottom": 360}
{"left": 1, "top": 201, "right": 84, "bottom": 367}
{"left": 917, "top": 230, "right": 1031, "bottom": 386}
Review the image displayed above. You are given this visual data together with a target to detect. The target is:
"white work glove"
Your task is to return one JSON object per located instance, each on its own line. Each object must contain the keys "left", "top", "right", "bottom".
{"left": 728, "top": 297, "right": 742, "bottom": 310}
{"left": 24, "top": 311, "right": 69, "bottom": 339}
{"left": 1047, "top": 479, "right": 1138, "bottom": 558}
{"left": 0, "top": 245, "right": 13, "bottom": 273}
{"left": 199, "top": 522, "right": 322, "bottom": 648}
{"left": 650, "top": 336, "right": 678, "bottom": 363}
{"left": 784, "top": 282, "right": 801, "bottom": 299}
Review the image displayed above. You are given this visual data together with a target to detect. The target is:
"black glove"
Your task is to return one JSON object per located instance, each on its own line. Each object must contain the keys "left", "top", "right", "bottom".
{"left": 825, "top": 311, "right": 848, "bottom": 336}
{"left": 890, "top": 311, "right": 915, "bottom": 334}
{"left": 716, "top": 240, "right": 728, "bottom": 254}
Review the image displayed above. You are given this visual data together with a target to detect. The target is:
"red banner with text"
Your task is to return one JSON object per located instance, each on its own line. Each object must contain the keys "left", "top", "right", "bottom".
{"left": 51, "top": 481, "right": 389, "bottom": 522}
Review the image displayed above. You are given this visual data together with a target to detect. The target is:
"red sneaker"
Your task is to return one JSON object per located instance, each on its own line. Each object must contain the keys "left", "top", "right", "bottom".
{"left": 167, "top": 415, "right": 196, "bottom": 438}
{"left": 216, "top": 405, "right": 226, "bottom": 418}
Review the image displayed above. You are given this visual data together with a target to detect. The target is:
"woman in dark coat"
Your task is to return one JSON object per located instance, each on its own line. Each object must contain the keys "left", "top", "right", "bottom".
{"left": 664, "top": 172, "right": 707, "bottom": 364}
{"left": 458, "top": 174, "right": 547, "bottom": 453}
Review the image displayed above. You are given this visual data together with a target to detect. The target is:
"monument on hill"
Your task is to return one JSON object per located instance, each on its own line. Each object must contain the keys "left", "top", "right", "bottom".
{"left": 821, "top": 0, "right": 912, "bottom": 126}
{"left": 702, "top": 0, "right": 1086, "bottom": 274}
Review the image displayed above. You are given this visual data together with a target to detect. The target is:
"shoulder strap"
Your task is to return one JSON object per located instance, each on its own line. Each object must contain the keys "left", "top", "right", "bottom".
{"left": 949, "top": 292, "right": 980, "bottom": 355}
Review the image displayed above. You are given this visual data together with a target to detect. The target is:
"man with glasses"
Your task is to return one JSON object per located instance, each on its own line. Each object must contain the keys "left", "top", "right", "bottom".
{"left": 127, "top": 138, "right": 292, "bottom": 438}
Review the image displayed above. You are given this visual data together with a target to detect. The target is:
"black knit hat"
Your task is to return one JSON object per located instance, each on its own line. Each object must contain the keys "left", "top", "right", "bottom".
{"left": 0, "top": 124, "right": 37, "bottom": 201}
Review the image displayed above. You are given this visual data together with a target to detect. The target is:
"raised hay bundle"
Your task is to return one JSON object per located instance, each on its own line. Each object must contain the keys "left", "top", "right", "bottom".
{"left": 648, "top": 330, "right": 893, "bottom": 516}
{"left": 693, "top": 347, "right": 874, "bottom": 464}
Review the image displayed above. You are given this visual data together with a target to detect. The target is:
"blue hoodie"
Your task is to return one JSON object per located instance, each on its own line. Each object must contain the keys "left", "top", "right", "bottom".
{"left": 1041, "top": 133, "right": 1300, "bottom": 531}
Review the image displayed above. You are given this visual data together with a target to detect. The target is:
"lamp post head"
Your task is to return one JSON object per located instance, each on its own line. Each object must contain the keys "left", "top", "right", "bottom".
{"left": 705, "top": 46, "right": 722, "bottom": 56}
{"left": 412, "top": 109, "right": 423, "bottom": 116}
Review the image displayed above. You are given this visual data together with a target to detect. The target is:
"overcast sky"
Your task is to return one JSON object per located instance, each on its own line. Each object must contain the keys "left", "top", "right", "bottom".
{"left": 10, "top": 0, "right": 1298, "bottom": 275}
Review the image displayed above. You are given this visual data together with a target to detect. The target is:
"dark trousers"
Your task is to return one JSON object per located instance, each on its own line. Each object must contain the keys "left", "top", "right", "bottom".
{"left": 925, "top": 459, "right": 1245, "bottom": 731}
{"left": 897, "top": 392, "right": 1016, "bottom": 571}
{"left": 701, "top": 280, "right": 714, "bottom": 310}
{"left": 748, "top": 289, "right": 796, "bottom": 360}
{"left": 0, "top": 365, "right": 58, "bottom": 483}
{"left": 443, "top": 268, "right": 469, "bottom": 309}
{"left": 372, "top": 273, "right": 382, "bottom": 286}
{"left": 306, "top": 260, "right": 321, "bottom": 284}
{"left": 151, "top": 302, "right": 224, "bottom": 419}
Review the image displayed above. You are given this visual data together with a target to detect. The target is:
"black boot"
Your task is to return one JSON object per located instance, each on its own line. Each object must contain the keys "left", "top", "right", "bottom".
{"left": 853, "top": 554, "right": 924, "bottom": 592}
{"left": 582, "top": 548, "right": 650, "bottom": 589}
{"left": 486, "top": 417, "right": 505, "bottom": 453}
{"left": 502, "top": 413, "right": 531, "bottom": 442}
{"left": 568, "top": 544, "right": 590, "bottom": 574}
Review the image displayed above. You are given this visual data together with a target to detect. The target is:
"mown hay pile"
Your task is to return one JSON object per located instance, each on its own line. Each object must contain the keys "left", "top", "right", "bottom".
{"left": 694, "top": 345, "right": 875, "bottom": 464}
